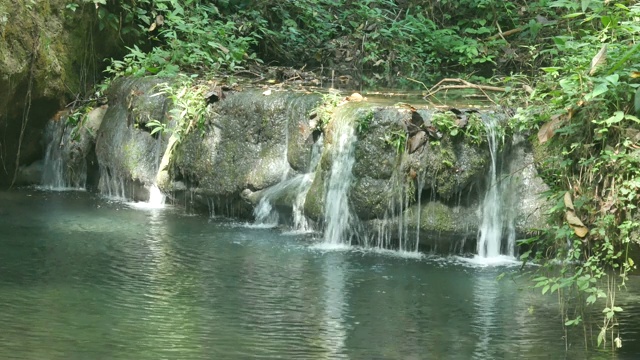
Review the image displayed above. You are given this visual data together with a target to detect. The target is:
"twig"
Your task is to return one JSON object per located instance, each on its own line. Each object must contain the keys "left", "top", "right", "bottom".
{"left": 487, "top": 27, "right": 524, "bottom": 41}
{"left": 10, "top": 30, "right": 39, "bottom": 188}
{"left": 405, "top": 77, "right": 429, "bottom": 91}
{"left": 424, "top": 78, "right": 505, "bottom": 105}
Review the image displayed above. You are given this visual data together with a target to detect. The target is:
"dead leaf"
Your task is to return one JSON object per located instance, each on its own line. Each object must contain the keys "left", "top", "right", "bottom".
{"left": 563, "top": 191, "right": 574, "bottom": 210}
{"left": 396, "top": 102, "right": 417, "bottom": 112}
{"left": 566, "top": 210, "right": 589, "bottom": 238}
{"left": 155, "top": 15, "right": 164, "bottom": 26}
{"left": 589, "top": 44, "right": 607, "bottom": 76}
{"left": 338, "top": 75, "right": 352, "bottom": 84}
{"left": 262, "top": 89, "right": 272, "bottom": 96}
{"left": 346, "top": 93, "right": 364, "bottom": 102}
{"left": 148, "top": 22, "right": 157, "bottom": 32}
{"left": 631, "top": 71, "right": 640, "bottom": 79}
{"left": 537, "top": 114, "right": 564, "bottom": 144}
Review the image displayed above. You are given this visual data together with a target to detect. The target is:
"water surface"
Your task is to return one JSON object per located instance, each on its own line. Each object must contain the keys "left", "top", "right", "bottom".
{"left": 1, "top": 190, "right": 639, "bottom": 359}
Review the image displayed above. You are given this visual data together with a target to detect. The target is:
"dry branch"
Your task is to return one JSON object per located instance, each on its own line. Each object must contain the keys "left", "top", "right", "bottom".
{"left": 487, "top": 27, "right": 525, "bottom": 41}
{"left": 423, "top": 78, "right": 505, "bottom": 105}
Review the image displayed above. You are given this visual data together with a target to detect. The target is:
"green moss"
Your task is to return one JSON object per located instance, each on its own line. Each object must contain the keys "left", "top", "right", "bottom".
{"left": 419, "top": 202, "right": 455, "bottom": 233}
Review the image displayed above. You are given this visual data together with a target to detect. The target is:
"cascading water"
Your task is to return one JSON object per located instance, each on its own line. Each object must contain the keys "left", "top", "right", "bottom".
{"left": 41, "top": 120, "right": 86, "bottom": 189}
{"left": 476, "top": 115, "right": 515, "bottom": 258}
{"left": 371, "top": 171, "right": 418, "bottom": 253}
{"left": 147, "top": 184, "right": 166, "bottom": 207}
{"left": 98, "top": 166, "right": 127, "bottom": 199}
{"left": 253, "top": 175, "right": 310, "bottom": 226}
{"left": 253, "top": 136, "right": 323, "bottom": 231}
{"left": 323, "top": 108, "right": 358, "bottom": 245}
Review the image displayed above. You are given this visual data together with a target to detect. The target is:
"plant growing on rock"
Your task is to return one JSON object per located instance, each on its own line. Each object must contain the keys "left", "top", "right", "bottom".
{"left": 356, "top": 109, "right": 374, "bottom": 134}
{"left": 151, "top": 75, "right": 209, "bottom": 143}
{"left": 310, "top": 91, "right": 343, "bottom": 131}
{"left": 515, "top": 1, "right": 640, "bottom": 350}
{"left": 381, "top": 129, "right": 408, "bottom": 154}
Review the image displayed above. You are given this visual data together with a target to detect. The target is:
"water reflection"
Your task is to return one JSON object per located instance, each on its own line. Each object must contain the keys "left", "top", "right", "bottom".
{"left": 320, "top": 253, "right": 348, "bottom": 358}
{"left": 2, "top": 190, "right": 640, "bottom": 359}
{"left": 472, "top": 271, "right": 498, "bottom": 359}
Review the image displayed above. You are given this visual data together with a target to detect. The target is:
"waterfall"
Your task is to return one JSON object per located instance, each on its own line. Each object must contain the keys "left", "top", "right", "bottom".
{"left": 371, "top": 172, "right": 418, "bottom": 253}
{"left": 41, "top": 120, "right": 86, "bottom": 190}
{"left": 253, "top": 135, "right": 323, "bottom": 231}
{"left": 147, "top": 184, "right": 166, "bottom": 207}
{"left": 323, "top": 109, "right": 357, "bottom": 245}
{"left": 253, "top": 174, "right": 312, "bottom": 227}
{"left": 476, "top": 116, "right": 515, "bottom": 258}
{"left": 98, "top": 166, "right": 127, "bottom": 199}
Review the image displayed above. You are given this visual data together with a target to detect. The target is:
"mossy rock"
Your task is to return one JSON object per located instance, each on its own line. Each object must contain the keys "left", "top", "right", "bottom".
{"left": 173, "top": 90, "right": 317, "bottom": 198}
{"left": 0, "top": 0, "right": 121, "bottom": 186}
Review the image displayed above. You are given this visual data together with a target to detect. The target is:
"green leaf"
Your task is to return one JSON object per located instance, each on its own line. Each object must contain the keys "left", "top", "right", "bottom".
{"left": 605, "top": 74, "right": 619, "bottom": 85}
{"left": 597, "top": 328, "right": 605, "bottom": 346}
{"left": 605, "top": 111, "right": 625, "bottom": 125}
{"left": 563, "top": 12, "right": 585, "bottom": 19}
{"left": 542, "top": 284, "right": 550, "bottom": 294}
{"left": 586, "top": 294, "right": 597, "bottom": 304}
{"left": 541, "top": 67, "right": 562, "bottom": 73}
{"left": 588, "top": 83, "right": 608, "bottom": 100}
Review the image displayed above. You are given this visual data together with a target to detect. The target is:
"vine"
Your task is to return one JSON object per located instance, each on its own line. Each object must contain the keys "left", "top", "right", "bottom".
{"left": 512, "top": 1, "right": 640, "bottom": 350}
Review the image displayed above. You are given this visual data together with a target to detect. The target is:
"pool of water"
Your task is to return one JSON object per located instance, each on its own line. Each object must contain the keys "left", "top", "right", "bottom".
{"left": 1, "top": 189, "right": 640, "bottom": 359}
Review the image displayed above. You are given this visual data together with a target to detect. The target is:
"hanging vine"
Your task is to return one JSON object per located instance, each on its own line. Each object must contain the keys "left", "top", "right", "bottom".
{"left": 9, "top": 27, "right": 39, "bottom": 188}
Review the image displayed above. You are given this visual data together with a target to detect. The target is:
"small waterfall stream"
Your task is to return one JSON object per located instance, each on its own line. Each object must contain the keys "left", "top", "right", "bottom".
{"left": 476, "top": 116, "right": 515, "bottom": 258}
{"left": 41, "top": 120, "right": 86, "bottom": 189}
{"left": 323, "top": 109, "right": 358, "bottom": 246}
{"left": 253, "top": 135, "right": 323, "bottom": 231}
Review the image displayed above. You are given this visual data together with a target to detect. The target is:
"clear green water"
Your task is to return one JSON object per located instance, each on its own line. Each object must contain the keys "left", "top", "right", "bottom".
{"left": 1, "top": 189, "right": 640, "bottom": 360}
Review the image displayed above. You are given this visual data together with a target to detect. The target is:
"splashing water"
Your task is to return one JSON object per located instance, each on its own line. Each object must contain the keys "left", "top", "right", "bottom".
{"left": 476, "top": 116, "right": 515, "bottom": 259}
{"left": 323, "top": 109, "right": 358, "bottom": 245}
{"left": 41, "top": 120, "right": 86, "bottom": 190}
{"left": 147, "top": 184, "right": 166, "bottom": 208}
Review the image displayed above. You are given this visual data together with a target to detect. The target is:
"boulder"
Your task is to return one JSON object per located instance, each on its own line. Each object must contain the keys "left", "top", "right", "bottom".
{"left": 172, "top": 90, "right": 319, "bottom": 216}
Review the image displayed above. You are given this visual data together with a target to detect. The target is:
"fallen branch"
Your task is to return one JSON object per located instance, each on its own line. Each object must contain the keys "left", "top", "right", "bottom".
{"left": 423, "top": 78, "right": 506, "bottom": 105}
{"left": 487, "top": 26, "right": 524, "bottom": 41}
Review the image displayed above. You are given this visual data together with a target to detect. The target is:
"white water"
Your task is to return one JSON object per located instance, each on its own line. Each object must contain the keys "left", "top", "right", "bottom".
{"left": 253, "top": 135, "right": 323, "bottom": 232}
{"left": 254, "top": 176, "right": 305, "bottom": 226}
{"left": 371, "top": 170, "right": 419, "bottom": 253}
{"left": 323, "top": 111, "right": 357, "bottom": 245}
{"left": 146, "top": 184, "right": 166, "bottom": 208}
{"left": 476, "top": 116, "right": 515, "bottom": 259}
{"left": 41, "top": 120, "right": 86, "bottom": 190}
{"left": 98, "top": 166, "right": 127, "bottom": 200}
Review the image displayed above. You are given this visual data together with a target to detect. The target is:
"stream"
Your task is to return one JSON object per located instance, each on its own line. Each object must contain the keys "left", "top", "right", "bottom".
{"left": 1, "top": 189, "right": 640, "bottom": 359}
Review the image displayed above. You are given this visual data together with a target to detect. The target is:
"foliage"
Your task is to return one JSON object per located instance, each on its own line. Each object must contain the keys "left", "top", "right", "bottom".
{"left": 311, "top": 91, "right": 343, "bottom": 131}
{"left": 381, "top": 129, "right": 407, "bottom": 154}
{"left": 150, "top": 75, "right": 209, "bottom": 143}
{"left": 65, "top": 103, "right": 95, "bottom": 141}
{"left": 431, "top": 111, "right": 488, "bottom": 145}
{"left": 86, "top": 0, "right": 567, "bottom": 85}
{"left": 88, "top": 0, "right": 259, "bottom": 77}
{"left": 512, "top": 0, "right": 640, "bottom": 350}
{"left": 356, "top": 109, "right": 374, "bottom": 134}
{"left": 432, "top": 112, "right": 461, "bottom": 137}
